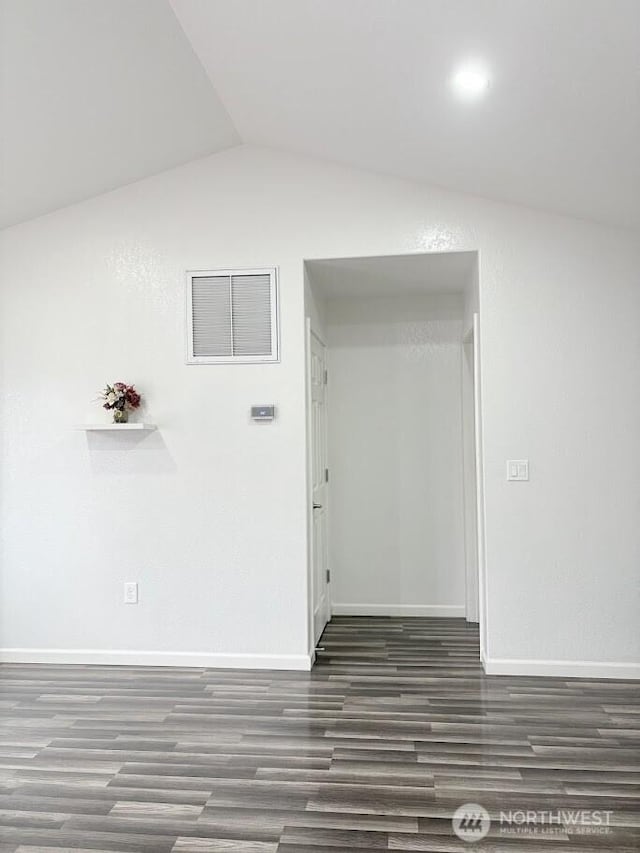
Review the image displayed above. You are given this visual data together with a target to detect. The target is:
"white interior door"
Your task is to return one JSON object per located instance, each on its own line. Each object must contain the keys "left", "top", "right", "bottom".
{"left": 473, "top": 312, "right": 488, "bottom": 660}
{"left": 462, "top": 328, "right": 479, "bottom": 623}
{"left": 310, "top": 332, "right": 330, "bottom": 643}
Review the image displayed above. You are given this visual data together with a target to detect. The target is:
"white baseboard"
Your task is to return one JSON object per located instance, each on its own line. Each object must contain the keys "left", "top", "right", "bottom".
{"left": 331, "top": 603, "right": 465, "bottom": 617}
{"left": 3, "top": 648, "right": 635, "bottom": 679}
{"left": 0, "top": 648, "right": 313, "bottom": 671}
{"left": 484, "top": 657, "right": 640, "bottom": 680}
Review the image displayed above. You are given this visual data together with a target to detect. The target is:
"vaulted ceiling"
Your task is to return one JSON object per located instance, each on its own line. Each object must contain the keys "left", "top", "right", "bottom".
{"left": 2, "top": 0, "right": 638, "bottom": 230}
{"left": 0, "top": 0, "right": 238, "bottom": 229}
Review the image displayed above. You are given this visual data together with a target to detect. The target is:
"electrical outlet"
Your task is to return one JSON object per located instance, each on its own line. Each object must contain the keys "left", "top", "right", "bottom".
{"left": 123, "top": 582, "right": 138, "bottom": 604}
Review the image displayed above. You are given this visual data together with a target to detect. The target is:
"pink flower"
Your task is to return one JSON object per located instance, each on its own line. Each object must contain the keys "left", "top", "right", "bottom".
{"left": 99, "top": 381, "right": 142, "bottom": 411}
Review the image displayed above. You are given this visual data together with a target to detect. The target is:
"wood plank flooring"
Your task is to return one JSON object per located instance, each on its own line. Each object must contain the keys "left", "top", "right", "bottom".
{"left": 0, "top": 616, "right": 638, "bottom": 851}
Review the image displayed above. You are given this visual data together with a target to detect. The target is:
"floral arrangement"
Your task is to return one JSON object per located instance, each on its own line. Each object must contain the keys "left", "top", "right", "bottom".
{"left": 100, "top": 382, "right": 141, "bottom": 424}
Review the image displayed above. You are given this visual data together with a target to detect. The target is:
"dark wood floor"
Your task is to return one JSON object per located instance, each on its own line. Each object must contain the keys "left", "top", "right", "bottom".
{"left": 0, "top": 617, "right": 638, "bottom": 852}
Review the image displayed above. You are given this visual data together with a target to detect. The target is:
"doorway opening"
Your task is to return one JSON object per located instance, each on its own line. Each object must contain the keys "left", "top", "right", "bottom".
{"left": 304, "top": 251, "right": 485, "bottom": 662}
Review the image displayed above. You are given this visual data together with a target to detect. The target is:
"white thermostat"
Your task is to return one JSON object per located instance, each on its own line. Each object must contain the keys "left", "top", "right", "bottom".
{"left": 251, "top": 405, "right": 275, "bottom": 421}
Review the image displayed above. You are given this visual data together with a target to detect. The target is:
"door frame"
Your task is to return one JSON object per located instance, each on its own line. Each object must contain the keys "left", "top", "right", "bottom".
{"left": 462, "top": 313, "right": 488, "bottom": 661}
{"left": 305, "top": 318, "right": 331, "bottom": 661}
{"left": 462, "top": 324, "right": 479, "bottom": 624}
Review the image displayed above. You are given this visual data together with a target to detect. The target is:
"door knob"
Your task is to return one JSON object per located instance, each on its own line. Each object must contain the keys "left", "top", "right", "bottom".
{"left": 313, "top": 503, "right": 323, "bottom": 510}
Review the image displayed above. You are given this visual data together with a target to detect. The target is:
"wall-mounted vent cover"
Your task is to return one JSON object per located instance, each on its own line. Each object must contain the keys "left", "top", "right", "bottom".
{"left": 186, "top": 268, "right": 279, "bottom": 363}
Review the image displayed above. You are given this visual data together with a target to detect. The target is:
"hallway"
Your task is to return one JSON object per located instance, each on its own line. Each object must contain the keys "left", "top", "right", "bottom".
{"left": 0, "top": 617, "right": 637, "bottom": 850}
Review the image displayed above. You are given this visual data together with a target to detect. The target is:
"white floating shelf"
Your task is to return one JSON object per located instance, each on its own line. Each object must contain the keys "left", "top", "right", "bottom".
{"left": 76, "top": 423, "right": 156, "bottom": 431}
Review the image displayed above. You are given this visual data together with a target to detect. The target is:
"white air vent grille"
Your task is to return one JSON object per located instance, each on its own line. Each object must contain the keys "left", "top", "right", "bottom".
{"left": 187, "top": 268, "right": 279, "bottom": 363}
{"left": 191, "top": 275, "right": 232, "bottom": 358}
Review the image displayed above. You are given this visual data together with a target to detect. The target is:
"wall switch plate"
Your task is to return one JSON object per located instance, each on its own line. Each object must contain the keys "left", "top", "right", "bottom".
{"left": 507, "top": 460, "right": 529, "bottom": 481}
{"left": 123, "top": 582, "right": 138, "bottom": 604}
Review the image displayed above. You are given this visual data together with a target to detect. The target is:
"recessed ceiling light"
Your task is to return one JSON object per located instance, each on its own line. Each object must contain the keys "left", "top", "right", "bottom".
{"left": 451, "top": 63, "right": 490, "bottom": 99}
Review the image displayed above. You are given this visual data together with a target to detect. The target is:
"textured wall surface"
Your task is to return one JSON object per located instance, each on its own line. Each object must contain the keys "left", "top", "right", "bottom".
{"left": 326, "top": 295, "right": 466, "bottom": 615}
{"left": 1, "top": 145, "right": 639, "bottom": 672}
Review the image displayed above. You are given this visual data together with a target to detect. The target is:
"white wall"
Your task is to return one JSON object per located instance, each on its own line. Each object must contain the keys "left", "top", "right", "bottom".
{"left": 326, "top": 294, "right": 466, "bottom": 617}
{"left": 1, "top": 144, "right": 639, "bottom": 677}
